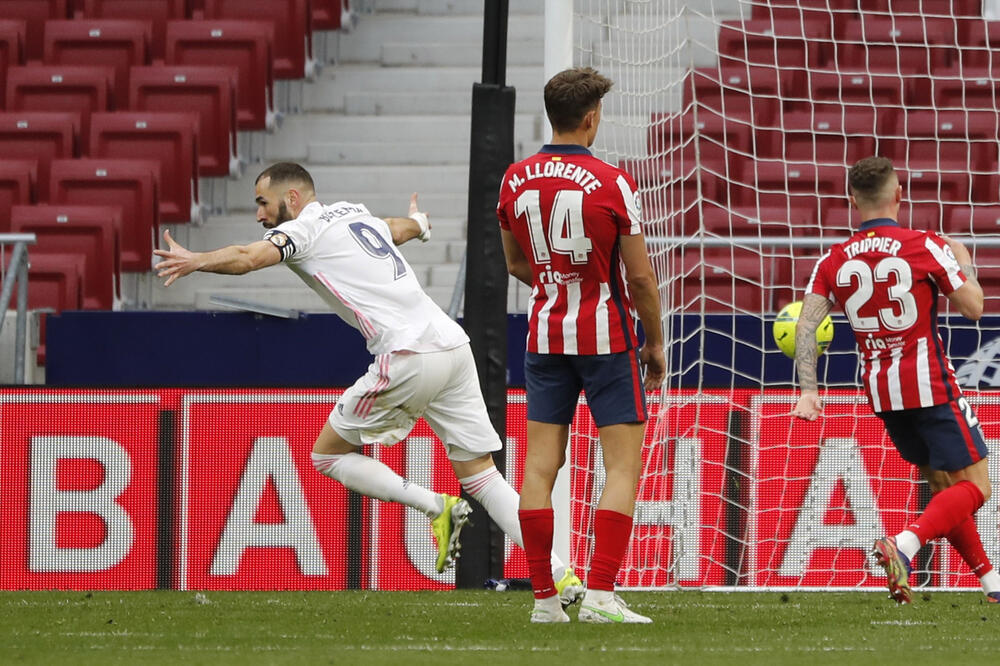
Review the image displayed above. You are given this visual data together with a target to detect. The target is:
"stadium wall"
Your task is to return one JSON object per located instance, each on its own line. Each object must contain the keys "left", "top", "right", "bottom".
{"left": 44, "top": 311, "right": 1000, "bottom": 388}
{"left": 2, "top": 387, "right": 999, "bottom": 591}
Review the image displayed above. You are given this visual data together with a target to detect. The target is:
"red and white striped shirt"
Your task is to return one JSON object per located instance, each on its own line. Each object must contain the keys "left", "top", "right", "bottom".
{"left": 497, "top": 145, "right": 643, "bottom": 355}
{"left": 806, "top": 218, "right": 967, "bottom": 411}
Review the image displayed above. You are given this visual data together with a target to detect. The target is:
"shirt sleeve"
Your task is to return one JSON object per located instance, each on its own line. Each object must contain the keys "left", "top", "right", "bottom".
{"left": 496, "top": 170, "right": 512, "bottom": 230}
{"left": 613, "top": 170, "right": 643, "bottom": 236}
{"left": 923, "top": 231, "right": 966, "bottom": 295}
{"left": 263, "top": 217, "right": 311, "bottom": 262}
{"left": 805, "top": 251, "right": 837, "bottom": 304}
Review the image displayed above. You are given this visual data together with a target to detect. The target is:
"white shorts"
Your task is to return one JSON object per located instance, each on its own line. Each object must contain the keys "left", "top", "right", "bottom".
{"left": 328, "top": 343, "right": 502, "bottom": 462}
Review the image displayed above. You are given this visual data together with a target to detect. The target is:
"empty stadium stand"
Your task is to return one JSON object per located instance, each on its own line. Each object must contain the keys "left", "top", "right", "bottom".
{"left": 165, "top": 20, "right": 275, "bottom": 131}
{"left": 128, "top": 65, "right": 239, "bottom": 177}
{"left": 42, "top": 19, "right": 151, "bottom": 108}
{"left": 0, "top": 111, "right": 78, "bottom": 200}
{"left": 77, "top": 0, "right": 187, "bottom": 61}
{"left": 88, "top": 110, "right": 199, "bottom": 223}
{"left": 10, "top": 203, "right": 120, "bottom": 310}
{"left": 49, "top": 157, "right": 159, "bottom": 271}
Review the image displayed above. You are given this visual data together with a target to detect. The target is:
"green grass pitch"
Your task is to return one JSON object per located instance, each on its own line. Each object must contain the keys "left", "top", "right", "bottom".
{"left": 1, "top": 590, "right": 998, "bottom": 665}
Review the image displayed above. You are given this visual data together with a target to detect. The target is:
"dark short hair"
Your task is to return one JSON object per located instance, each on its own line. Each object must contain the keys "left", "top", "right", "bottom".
{"left": 848, "top": 156, "right": 896, "bottom": 204}
{"left": 544, "top": 67, "right": 613, "bottom": 133}
{"left": 255, "top": 162, "right": 315, "bottom": 192}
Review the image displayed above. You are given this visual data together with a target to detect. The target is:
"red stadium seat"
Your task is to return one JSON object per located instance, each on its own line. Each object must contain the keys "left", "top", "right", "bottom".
{"left": 692, "top": 202, "right": 808, "bottom": 237}
{"left": 930, "top": 69, "right": 1000, "bottom": 111}
{"left": 671, "top": 246, "right": 791, "bottom": 313}
{"left": 817, "top": 206, "right": 867, "bottom": 236}
{"left": 2, "top": 249, "right": 86, "bottom": 365}
{"left": 202, "top": 0, "right": 313, "bottom": 80}
{"left": 88, "top": 111, "right": 199, "bottom": 223}
{"left": 647, "top": 109, "right": 752, "bottom": 181}
{"left": 0, "top": 159, "right": 34, "bottom": 231}
{"left": 43, "top": 19, "right": 151, "bottom": 109}
{"left": 684, "top": 65, "right": 787, "bottom": 125}
{"left": 804, "top": 70, "right": 906, "bottom": 113}
{"left": 866, "top": 0, "right": 982, "bottom": 15}
{"left": 313, "top": 0, "right": 343, "bottom": 31}
{"left": 943, "top": 205, "right": 1000, "bottom": 235}
{"left": 10, "top": 203, "right": 120, "bottom": 309}
{"left": 751, "top": 0, "right": 858, "bottom": 24}
{"left": 722, "top": 203, "right": 823, "bottom": 237}
{"left": 718, "top": 19, "right": 829, "bottom": 70}
{"left": 958, "top": 20, "right": 1000, "bottom": 73}
{"left": 77, "top": 0, "right": 186, "bottom": 61}
{"left": 896, "top": 162, "right": 976, "bottom": 211}
{"left": 15, "top": 251, "right": 84, "bottom": 311}
{"left": 837, "top": 16, "right": 955, "bottom": 74}
{"left": 49, "top": 157, "right": 160, "bottom": 271}
{"left": 882, "top": 111, "right": 999, "bottom": 172}
{"left": 0, "top": 0, "right": 68, "bottom": 61}
{"left": 0, "top": 111, "right": 78, "bottom": 200}
{"left": 787, "top": 251, "right": 829, "bottom": 300}
{"left": 0, "top": 20, "right": 25, "bottom": 108}
{"left": 6, "top": 64, "right": 113, "bottom": 137}
{"left": 623, "top": 154, "right": 723, "bottom": 210}
{"left": 728, "top": 161, "right": 847, "bottom": 217}
{"left": 165, "top": 20, "right": 275, "bottom": 131}
{"left": 128, "top": 65, "right": 238, "bottom": 177}
{"left": 761, "top": 110, "right": 877, "bottom": 166}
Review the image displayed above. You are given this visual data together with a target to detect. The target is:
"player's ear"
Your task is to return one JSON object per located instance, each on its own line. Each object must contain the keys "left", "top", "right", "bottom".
{"left": 848, "top": 193, "right": 858, "bottom": 210}
{"left": 894, "top": 184, "right": 902, "bottom": 203}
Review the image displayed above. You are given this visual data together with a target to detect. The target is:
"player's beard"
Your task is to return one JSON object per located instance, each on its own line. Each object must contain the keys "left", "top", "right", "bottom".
{"left": 262, "top": 201, "right": 294, "bottom": 229}
{"left": 276, "top": 201, "right": 294, "bottom": 224}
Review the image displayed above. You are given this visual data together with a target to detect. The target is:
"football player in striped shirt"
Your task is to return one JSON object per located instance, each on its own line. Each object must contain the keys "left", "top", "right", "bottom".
{"left": 498, "top": 68, "right": 665, "bottom": 623}
{"left": 793, "top": 156, "right": 996, "bottom": 605}
{"left": 155, "top": 162, "right": 582, "bottom": 601}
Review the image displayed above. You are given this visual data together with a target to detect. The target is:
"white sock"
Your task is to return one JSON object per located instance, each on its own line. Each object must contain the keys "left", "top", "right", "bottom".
{"left": 980, "top": 569, "right": 1000, "bottom": 594}
{"left": 894, "top": 530, "right": 921, "bottom": 561}
{"left": 534, "top": 594, "right": 562, "bottom": 609}
{"left": 312, "top": 452, "right": 443, "bottom": 517}
{"left": 458, "top": 465, "right": 566, "bottom": 577}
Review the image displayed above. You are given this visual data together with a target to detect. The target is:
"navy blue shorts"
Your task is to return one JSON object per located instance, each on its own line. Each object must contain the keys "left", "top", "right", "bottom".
{"left": 877, "top": 398, "right": 988, "bottom": 471}
{"left": 524, "top": 350, "right": 647, "bottom": 427}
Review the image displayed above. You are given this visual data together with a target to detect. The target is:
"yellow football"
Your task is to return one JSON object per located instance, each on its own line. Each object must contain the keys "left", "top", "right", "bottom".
{"left": 773, "top": 300, "right": 834, "bottom": 359}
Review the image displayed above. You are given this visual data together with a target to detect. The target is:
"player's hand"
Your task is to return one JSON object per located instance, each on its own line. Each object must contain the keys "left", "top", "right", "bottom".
{"left": 639, "top": 343, "right": 665, "bottom": 391}
{"left": 153, "top": 229, "right": 199, "bottom": 287}
{"left": 408, "top": 192, "right": 431, "bottom": 242}
{"left": 940, "top": 234, "right": 973, "bottom": 266}
{"left": 792, "top": 392, "right": 823, "bottom": 421}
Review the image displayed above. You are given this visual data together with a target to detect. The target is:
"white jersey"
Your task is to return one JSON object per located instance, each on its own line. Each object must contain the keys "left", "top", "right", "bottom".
{"left": 263, "top": 201, "right": 468, "bottom": 356}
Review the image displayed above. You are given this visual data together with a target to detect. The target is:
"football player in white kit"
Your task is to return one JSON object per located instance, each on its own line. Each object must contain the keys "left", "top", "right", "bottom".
{"left": 154, "top": 162, "right": 583, "bottom": 599}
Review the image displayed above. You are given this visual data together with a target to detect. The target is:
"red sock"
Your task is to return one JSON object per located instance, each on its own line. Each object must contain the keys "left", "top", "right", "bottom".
{"left": 947, "top": 515, "right": 993, "bottom": 577}
{"left": 518, "top": 508, "right": 556, "bottom": 599}
{"left": 909, "top": 480, "right": 985, "bottom": 545}
{"left": 587, "top": 509, "right": 634, "bottom": 591}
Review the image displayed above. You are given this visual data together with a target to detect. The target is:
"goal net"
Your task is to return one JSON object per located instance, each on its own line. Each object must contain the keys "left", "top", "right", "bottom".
{"left": 557, "top": 0, "right": 1000, "bottom": 590}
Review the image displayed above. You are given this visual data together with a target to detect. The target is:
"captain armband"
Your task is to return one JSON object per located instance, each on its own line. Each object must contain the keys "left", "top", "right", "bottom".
{"left": 264, "top": 230, "right": 296, "bottom": 261}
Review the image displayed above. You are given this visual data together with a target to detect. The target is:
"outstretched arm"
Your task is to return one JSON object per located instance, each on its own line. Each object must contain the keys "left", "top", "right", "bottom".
{"left": 154, "top": 229, "right": 282, "bottom": 287}
{"left": 385, "top": 192, "right": 431, "bottom": 245}
{"left": 792, "top": 293, "right": 834, "bottom": 421}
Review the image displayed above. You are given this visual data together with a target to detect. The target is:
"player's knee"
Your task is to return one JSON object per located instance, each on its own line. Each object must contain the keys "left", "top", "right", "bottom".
{"left": 311, "top": 452, "right": 345, "bottom": 481}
